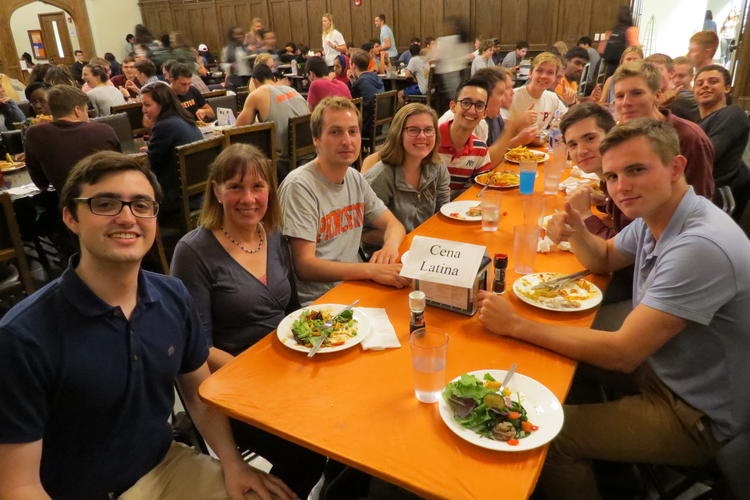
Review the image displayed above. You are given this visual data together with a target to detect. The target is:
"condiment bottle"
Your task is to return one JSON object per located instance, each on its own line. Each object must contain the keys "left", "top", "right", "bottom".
{"left": 409, "top": 290, "right": 426, "bottom": 333}
{"left": 493, "top": 253, "right": 508, "bottom": 294}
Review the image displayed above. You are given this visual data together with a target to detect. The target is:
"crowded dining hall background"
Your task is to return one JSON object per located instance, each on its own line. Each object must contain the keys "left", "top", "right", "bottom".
{"left": 0, "top": 0, "right": 749, "bottom": 499}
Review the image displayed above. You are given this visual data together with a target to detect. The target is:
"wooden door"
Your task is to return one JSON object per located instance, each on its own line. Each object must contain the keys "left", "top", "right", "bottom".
{"left": 38, "top": 12, "right": 74, "bottom": 65}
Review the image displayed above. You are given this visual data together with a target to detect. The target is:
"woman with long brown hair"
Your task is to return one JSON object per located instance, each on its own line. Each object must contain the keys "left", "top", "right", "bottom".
{"left": 364, "top": 103, "right": 450, "bottom": 232}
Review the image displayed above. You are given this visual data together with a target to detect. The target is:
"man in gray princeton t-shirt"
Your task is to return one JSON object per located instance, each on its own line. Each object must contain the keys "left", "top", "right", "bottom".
{"left": 279, "top": 97, "right": 409, "bottom": 304}
{"left": 476, "top": 118, "right": 750, "bottom": 500}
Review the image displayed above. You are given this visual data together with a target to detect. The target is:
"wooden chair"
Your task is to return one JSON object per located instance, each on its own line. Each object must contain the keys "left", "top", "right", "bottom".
{"left": 351, "top": 97, "right": 364, "bottom": 118}
{"left": 175, "top": 135, "right": 225, "bottom": 233}
{"left": 404, "top": 66, "right": 436, "bottom": 107}
{"left": 201, "top": 89, "right": 228, "bottom": 99}
{"left": 369, "top": 90, "right": 398, "bottom": 150}
{"left": 1, "top": 130, "right": 24, "bottom": 155}
{"left": 222, "top": 122, "right": 276, "bottom": 164}
{"left": 206, "top": 95, "right": 238, "bottom": 117}
{"left": 110, "top": 102, "right": 147, "bottom": 137}
{"left": 288, "top": 114, "right": 316, "bottom": 170}
{"left": 92, "top": 112, "right": 135, "bottom": 154}
{"left": 236, "top": 90, "right": 250, "bottom": 111}
{"left": 0, "top": 193, "right": 36, "bottom": 303}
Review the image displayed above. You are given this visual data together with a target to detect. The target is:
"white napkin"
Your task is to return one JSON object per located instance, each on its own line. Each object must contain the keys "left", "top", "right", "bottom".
{"left": 537, "top": 235, "right": 571, "bottom": 253}
{"left": 559, "top": 166, "right": 600, "bottom": 193}
{"left": 4, "top": 184, "right": 40, "bottom": 197}
{"left": 359, "top": 307, "right": 401, "bottom": 350}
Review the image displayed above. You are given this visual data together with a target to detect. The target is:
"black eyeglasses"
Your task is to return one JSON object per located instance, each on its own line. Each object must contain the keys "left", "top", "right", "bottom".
{"left": 456, "top": 98, "right": 487, "bottom": 112}
{"left": 403, "top": 126, "right": 436, "bottom": 137}
{"left": 73, "top": 196, "right": 160, "bottom": 218}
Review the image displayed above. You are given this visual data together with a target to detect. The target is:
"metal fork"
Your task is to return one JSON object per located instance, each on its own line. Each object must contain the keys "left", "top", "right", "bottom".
{"left": 532, "top": 269, "right": 591, "bottom": 291}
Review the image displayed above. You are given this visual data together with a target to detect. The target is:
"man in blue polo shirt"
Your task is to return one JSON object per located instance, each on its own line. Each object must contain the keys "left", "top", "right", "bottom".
{"left": 0, "top": 151, "right": 294, "bottom": 500}
{"left": 477, "top": 118, "right": 750, "bottom": 499}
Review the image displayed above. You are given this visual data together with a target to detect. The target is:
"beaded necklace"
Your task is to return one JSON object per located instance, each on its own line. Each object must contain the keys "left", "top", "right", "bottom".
{"left": 221, "top": 224, "right": 264, "bottom": 254}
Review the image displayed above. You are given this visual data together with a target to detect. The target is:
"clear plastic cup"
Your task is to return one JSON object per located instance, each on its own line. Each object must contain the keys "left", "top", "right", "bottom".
{"left": 409, "top": 328, "right": 449, "bottom": 403}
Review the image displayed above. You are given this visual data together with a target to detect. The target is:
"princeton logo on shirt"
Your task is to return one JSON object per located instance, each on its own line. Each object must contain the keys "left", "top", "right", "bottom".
{"left": 317, "top": 203, "right": 365, "bottom": 242}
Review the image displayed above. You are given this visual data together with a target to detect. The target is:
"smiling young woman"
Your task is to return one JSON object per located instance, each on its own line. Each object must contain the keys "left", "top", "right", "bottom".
{"left": 363, "top": 103, "right": 450, "bottom": 233}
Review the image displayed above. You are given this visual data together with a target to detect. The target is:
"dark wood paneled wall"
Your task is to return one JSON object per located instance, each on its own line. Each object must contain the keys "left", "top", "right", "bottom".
{"left": 138, "top": 0, "right": 629, "bottom": 58}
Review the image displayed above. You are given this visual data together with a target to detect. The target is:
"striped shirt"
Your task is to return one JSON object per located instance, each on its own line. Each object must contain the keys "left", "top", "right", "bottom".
{"left": 438, "top": 120, "right": 493, "bottom": 198}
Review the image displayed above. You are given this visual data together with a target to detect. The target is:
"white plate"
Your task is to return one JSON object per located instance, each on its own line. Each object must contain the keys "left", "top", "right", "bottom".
{"left": 474, "top": 171, "right": 520, "bottom": 189}
{"left": 0, "top": 162, "right": 26, "bottom": 173}
{"left": 440, "top": 200, "right": 482, "bottom": 221}
{"left": 504, "top": 151, "right": 550, "bottom": 163}
{"left": 513, "top": 272, "right": 603, "bottom": 311}
{"left": 438, "top": 369, "right": 563, "bottom": 451}
{"left": 276, "top": 304, "right": 371, "bottom": 354}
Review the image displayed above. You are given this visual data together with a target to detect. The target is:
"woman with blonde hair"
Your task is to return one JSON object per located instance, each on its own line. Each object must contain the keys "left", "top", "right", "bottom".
{"left": 170, "top": 143, "right": 325, "bottom": 498}
{"left": 364, "top": 103, "right": 450, "bottom": 232}
{"left": 321, "top": 12, "right": 347, "bottom": 68}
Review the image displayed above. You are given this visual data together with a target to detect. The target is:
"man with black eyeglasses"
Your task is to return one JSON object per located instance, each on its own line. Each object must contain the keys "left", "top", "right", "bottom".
{"left": 0, "top": 151, "right": 295, "bottom": 499}
{"left": 438, "top": 78, "right": 494, "bottom": 199}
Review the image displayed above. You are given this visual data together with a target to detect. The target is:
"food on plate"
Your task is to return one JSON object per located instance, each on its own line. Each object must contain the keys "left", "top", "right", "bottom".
{"left": 195, "top": 119, "right": 209, "bottom": 127}
{"left": 0, "top": 160, "right": 23, "bottom": 171}
{"left": 465, "top": 204, "right": 482, "bottom": 217}
{"left": 443, "top": 373, "right": 538, "bottom": 444}
{"left": 28, "top": 114, "right": 53, "bottom": 125}
{"left": 291, "top": 307, "right": 358, "bottom": 348}
{"left": 504, "top": 146, "right": 547, "bottom": 163}
{"left": 475, "top": 170, "right": 520, "bottom": 188}
{"left": 516, "top": 273, "right": 597, "bottom": 309}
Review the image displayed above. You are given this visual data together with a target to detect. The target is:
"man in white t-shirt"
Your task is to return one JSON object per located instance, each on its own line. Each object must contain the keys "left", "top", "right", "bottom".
{"left": 509, "top": 52, "right": 568, "bottom": 141}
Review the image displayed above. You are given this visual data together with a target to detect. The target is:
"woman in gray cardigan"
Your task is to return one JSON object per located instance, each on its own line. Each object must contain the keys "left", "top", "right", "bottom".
{"left": 364, "top": 103, "right": 450, "bottom": 233}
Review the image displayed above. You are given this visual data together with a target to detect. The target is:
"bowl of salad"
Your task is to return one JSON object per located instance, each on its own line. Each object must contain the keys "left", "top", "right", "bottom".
{"left": 437, "top": 369, "right": 564, "bottom": 451}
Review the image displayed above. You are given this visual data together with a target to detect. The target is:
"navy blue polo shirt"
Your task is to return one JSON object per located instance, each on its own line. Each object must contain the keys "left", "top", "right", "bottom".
{"left": 0, "top": 259, "right": 208, "bottom": 499}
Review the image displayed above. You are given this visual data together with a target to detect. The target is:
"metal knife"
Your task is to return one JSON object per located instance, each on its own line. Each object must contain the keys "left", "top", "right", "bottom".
{"left": 307, "top": 299, "right": 360, "bottom": 358}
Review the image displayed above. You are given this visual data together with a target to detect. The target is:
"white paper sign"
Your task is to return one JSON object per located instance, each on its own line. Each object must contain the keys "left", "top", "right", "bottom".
{"left": 400, "top": 236, "right": 486, "bottom": 288}
{"left": 216, "top": 107, "right": 236, "bottom": 126}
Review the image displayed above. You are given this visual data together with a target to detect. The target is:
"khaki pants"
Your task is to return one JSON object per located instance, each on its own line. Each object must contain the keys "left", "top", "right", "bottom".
{"left": 120, "top": 442, "right": 261, "bottom": 500}
{"left": 539, "top": 365, "right": 721, "bottom": 500}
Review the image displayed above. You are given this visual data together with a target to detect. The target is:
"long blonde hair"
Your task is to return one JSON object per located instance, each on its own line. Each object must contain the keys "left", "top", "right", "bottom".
{"left": 0, "top": 74, "right": 20, "bottom": 101}
{"left": 322, "top": 13, "right": 335, "bottom": 37}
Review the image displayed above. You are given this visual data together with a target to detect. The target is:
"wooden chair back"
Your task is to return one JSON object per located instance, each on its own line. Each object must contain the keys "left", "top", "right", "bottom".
{"left": 370, "top": 90, "right": 398, "bottom": 148}
{"left": 91, "top": 112, "right": 135, "bottom": 153}
{"left": 175, "top": 135, "right": 225, "bottom": 231}
{"left": 351, "top": 97, "right": 364, "bottom": 119}
{"left": 404, "top": 66, "right": 436, "bottom": 107}
{"left": 0, "top": 130, "right": 24, "bottom": 155}
{"left": 0, "top": 193, "right": 35, "bottom": 295}
{"left": 236, "top": 90, "right": 250, "bottom": 111}
{"left": 206, "top": 95, "right": 238, "bottom": 117}
{"left": 222, "top": 123, "right": 276, "bottom": 164}
{"left": 202, "top": 89, "right": 228, "bottom": 99}
{"left": 110, "top": 102, "right": 147, "bottom": 136}
{"left": 288, "top": 114, "right": 316, "bottom": 170}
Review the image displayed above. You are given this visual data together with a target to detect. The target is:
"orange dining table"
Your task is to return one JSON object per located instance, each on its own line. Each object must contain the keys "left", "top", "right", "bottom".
{"left": 199, "top": 164, "right": 609, "bottom": 499}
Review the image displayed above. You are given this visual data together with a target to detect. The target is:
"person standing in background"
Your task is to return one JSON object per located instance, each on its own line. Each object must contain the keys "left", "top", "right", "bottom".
{"left": 719, "top": 9, "right": 739, "bottom": 66}
{"left": 321, "top": 13, "right": 347, "bottom": 69}
{"left": 374, "top": 14, "right": 398, "bottom": 59}
{"left": 221, "top": 26, "right": 252, "bottom": 90}
{"left": 70, "top": 50, "right": 87, "bottom": 86}
{"left": 703, "top": 10, "right": 717, "bottom": 32}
